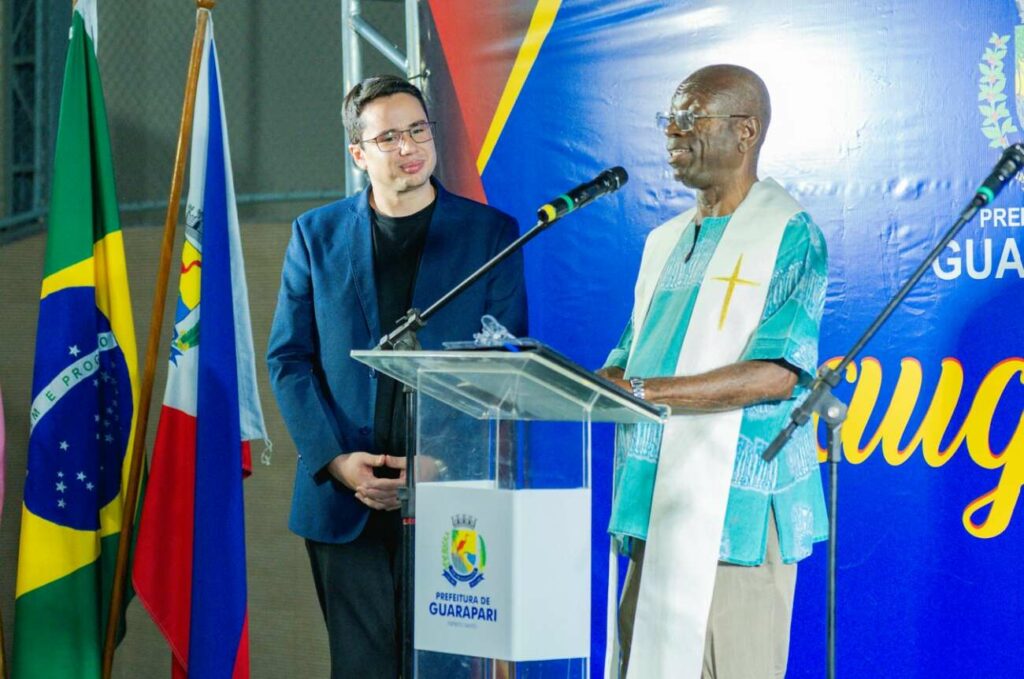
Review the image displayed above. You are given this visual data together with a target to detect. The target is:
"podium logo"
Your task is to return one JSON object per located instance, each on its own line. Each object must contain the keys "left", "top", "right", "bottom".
{"left": 442, "top": 514, "right": 487, "bottom": 588}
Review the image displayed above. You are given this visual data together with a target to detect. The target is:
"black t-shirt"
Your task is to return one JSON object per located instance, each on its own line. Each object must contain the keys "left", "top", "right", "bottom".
{"left": 370, "top": 199, "right": 435, "bottom": 457}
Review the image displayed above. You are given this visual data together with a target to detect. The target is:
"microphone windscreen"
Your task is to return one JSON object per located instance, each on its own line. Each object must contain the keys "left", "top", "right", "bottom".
{"left": 607, "top": 166, "right": 629, "bottom": 189}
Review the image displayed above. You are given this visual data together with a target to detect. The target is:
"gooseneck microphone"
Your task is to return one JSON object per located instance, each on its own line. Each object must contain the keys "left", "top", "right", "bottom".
{"left": 537, "top": 166, "right": 629, "bottom": 223}
{"left": 971, "top": 143, "right": 1024, "bottom": 209}
{"left": 764, "top": 143, "right": 1024, "bottom": 464}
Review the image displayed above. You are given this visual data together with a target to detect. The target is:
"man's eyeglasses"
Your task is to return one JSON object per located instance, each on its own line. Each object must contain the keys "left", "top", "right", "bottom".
{"left": 655, "top": 110, "right": 752, "bottom": 133}
{"left": 358, "top": 121, "right": 437, "bottom": 152}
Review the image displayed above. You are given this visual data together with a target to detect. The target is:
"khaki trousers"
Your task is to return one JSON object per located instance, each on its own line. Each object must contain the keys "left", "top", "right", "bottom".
{"left": 618, "top": 512, "right": 797, "bottom": 679}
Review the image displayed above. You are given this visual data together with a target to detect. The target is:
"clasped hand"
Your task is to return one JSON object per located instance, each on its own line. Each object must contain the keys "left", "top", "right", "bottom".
{"left": 327, "top": 452, "right": 441, "bottom": 511}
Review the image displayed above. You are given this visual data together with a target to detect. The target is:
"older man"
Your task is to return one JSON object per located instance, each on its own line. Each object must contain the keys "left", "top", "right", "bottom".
{"left": 267, "top": 75, "right": 527, "bottom": 678}
{"left": 601, "top": 64, "right": 828, "bottom": 678}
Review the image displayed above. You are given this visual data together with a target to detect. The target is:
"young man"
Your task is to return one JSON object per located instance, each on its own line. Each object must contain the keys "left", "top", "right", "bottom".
{"left": 602, "top": 64, "right": 828, "bottom": 678}
{"left": 267, "top": 75, "right": 527, "bottom": 678}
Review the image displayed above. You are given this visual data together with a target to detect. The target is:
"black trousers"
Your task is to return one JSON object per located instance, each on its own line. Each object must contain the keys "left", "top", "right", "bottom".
{"left": 306, "top": 510, "right": 404, "bottom": 679}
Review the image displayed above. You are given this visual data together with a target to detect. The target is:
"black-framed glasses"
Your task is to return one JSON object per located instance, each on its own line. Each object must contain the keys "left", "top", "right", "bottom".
{"left": 655, "top": 110, "right": 752, "bottom": 133}
{"left": 358, "top": 121, "right": 437, "bottom": 152}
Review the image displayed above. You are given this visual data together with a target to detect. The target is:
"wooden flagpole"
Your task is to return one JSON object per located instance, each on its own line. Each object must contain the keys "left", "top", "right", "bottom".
{"left": 101, "top": 2, "right": 216, "bottom": 676}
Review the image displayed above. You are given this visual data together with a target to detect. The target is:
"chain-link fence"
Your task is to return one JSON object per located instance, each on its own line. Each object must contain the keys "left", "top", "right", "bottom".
{"left": 1, "top": 2, "right": 418, "bottom": 675}
{"left": 2, "top": 0, "right": 410, "bottom": 238}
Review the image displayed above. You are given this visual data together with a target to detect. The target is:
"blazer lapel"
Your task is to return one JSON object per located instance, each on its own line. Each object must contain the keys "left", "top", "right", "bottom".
{"left": 411, "top": 182, "right": 459, "bottom": 318}
{"left": 347, "top": 187, "right": 381, "bottom": 342}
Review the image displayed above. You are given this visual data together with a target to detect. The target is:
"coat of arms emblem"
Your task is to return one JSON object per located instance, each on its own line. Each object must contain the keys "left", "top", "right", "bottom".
{"left": 978, "top": 2, "right": 1024, "bottom": 176}
{"left": 441, "top": 514, "right": 487, "bottom": 588}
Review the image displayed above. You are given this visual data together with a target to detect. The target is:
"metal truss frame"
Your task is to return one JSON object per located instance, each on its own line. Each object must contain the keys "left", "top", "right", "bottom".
{"left": 5, "top": 0, "right": 45, "bottom": 222}
{"left": 340, "top": 0, "right": 427, "bottom": 196}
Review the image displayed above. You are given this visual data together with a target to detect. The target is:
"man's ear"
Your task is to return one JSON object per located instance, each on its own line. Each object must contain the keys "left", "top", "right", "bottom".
{"left": 348, "top": 143, "right": 367, "bottom": 170}
{"left": 737, "top": 116, "right": 761, "bottom": 154}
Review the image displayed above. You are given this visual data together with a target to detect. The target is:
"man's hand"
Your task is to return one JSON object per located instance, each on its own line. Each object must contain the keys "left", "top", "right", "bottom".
{"left": 597, "top": 366, "right": 630, "bottom": 393}
{"left": 596, "top": 361, "right": 798, "bottom": 410}
{"left": 382, "top": 454, "right": 445, "bottom": 483}
{"left": 326, "top": 452, "right": 406, "bottom": 511}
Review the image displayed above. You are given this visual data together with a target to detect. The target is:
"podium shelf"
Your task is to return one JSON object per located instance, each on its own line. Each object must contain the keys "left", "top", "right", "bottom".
{"left": 352, "top": 349, "right": 666, "bottom": 424}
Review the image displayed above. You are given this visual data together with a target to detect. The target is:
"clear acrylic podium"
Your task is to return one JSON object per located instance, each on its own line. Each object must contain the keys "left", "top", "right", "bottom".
{"left": 352, "top": 346, "right": 666, "bottom": 678}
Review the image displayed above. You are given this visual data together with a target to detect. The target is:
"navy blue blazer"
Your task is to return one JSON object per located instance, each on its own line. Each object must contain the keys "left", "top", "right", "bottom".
{"left": 267, "top": 182, "right": 528, "bottom": 543}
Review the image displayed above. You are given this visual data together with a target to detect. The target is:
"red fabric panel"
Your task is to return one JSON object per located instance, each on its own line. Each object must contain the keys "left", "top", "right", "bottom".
{"left": 232, "top": 614, "right": 250, "bottom": 679}
{"left": 241, "top": 440, "right": 252, "bottom": 478}
{"left": 132, "top": 405, "right": 197, "bottom": 670}
{"left": 426, "top": 1, "right": 531, "bottom": 158}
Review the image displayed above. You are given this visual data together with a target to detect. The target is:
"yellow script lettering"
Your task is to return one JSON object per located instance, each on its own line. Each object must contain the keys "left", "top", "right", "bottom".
{"left": 813, "top": 356, "right": 1024, "bottom": 539}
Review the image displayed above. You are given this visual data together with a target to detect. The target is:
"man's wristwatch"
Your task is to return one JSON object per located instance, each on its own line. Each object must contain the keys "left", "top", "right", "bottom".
{"left": 629, "top": 376, "right": 646, "bottom": 401}
{"left": 433, "top": 458, "right": 449, "bottom": 480}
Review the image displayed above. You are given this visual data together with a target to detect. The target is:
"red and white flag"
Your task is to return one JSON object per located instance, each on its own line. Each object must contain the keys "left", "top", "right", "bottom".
{"left": 132, "top": 13, "right": 266, "bottom": 678}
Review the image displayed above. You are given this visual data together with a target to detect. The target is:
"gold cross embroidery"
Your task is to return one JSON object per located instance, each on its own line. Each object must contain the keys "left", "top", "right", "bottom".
{"left": 711, "top": 254, "right": 759, "bottom": 330}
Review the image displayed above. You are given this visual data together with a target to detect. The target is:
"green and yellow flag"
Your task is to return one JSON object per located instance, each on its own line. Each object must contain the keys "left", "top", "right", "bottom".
{"left": 13, "top": 0, "right": 140, "bottom": 675}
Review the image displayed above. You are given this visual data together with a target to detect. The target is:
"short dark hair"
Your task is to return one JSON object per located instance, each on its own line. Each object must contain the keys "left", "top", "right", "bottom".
{"left": 342, "top": 75, "right": 429, "bottom": 144}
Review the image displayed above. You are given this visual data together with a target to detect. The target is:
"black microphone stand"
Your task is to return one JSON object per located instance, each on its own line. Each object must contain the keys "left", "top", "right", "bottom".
{"left": 378, "top": 216, "right": 560, "bottom": 351}
{"left": 375, "top": 215, "right": 564, "bottom": 679}
{"left": 760, "top": 145, "right": 1024, "bottom": 679}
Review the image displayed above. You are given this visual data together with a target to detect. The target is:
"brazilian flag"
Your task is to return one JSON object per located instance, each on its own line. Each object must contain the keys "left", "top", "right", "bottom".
{"left": 13, "top": 1, "right": 140, "bottom": 676}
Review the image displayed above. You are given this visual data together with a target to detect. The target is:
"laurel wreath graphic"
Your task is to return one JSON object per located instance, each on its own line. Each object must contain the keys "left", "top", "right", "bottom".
{"left": 979, "top": 33, "right": 1018, "bottom": 150}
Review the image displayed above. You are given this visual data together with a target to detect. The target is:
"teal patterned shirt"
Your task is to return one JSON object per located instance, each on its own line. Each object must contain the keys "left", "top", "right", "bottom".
{"left": 605, "top": 211, "right": 829, "bottom": 565}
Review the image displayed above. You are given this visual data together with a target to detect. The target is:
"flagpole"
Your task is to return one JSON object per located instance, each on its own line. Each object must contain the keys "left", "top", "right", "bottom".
{"left": 101, "top": 2, "right": 216, "bottom": 676}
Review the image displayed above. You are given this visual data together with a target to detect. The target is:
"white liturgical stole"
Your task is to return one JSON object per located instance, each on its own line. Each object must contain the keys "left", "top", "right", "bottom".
{"left": 611, "top": 178, "right": 802, "bottom": 679}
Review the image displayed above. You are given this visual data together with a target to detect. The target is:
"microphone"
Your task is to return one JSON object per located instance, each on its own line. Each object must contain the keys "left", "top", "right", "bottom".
{"left": 537, "top": 166, "right": 629, "bottom": 223}
{"left": 972, "top": 143, "right": 1024, "bottom": 208}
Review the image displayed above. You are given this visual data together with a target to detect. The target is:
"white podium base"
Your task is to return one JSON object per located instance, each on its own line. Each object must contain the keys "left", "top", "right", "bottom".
{"left": 414, "top": 482, "right": 591, "bottom": 662}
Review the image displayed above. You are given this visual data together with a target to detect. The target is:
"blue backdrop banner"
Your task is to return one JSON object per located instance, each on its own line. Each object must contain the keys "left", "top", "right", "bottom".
{"left": 424, "top": 1, "right": 1024, "bottom": 676}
